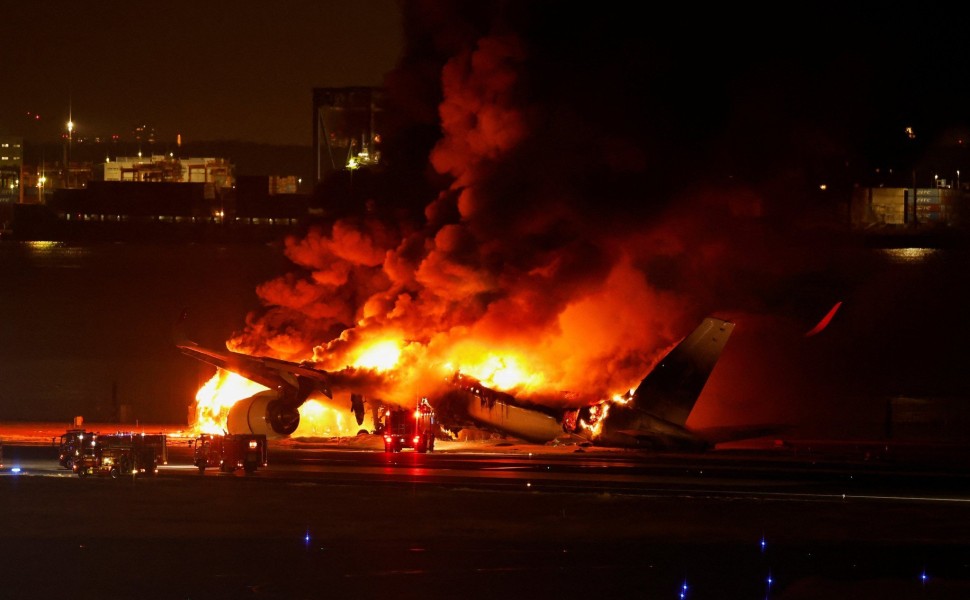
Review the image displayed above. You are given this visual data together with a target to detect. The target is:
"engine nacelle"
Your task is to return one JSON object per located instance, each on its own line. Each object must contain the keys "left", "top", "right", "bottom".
{"left": 226, "top": 390, "right": 301, "bottom": 439}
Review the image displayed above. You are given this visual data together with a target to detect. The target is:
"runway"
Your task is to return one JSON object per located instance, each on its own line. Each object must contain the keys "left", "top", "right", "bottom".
{"left": 2, "top": 432, "right": 970, "bottom": 599}
{"left": 7, "top": 429, "right": 970, "bottom": 500}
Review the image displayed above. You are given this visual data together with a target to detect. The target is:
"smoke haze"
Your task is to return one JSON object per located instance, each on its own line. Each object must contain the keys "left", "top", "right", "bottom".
{"left": 225, "top": 3, "right": 933, "bottom": 435}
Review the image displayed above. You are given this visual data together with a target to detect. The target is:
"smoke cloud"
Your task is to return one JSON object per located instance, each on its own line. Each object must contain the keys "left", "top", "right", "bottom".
{"left": 227, "top": 3, "right": 855, "bottom": 422}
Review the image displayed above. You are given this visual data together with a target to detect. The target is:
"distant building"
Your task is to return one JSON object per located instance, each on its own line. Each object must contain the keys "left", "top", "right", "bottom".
{"left": 887, "top": 396, "right": 970, "bottom": 444}
{"left": 312, "top": 87, "right": 384, "bottom": 186}
{"left": 0, "top": 136, "right": 23, "bottom": 204}
{"left": 850, "top": 184, "right": 965, "bottom": 228}
{"left": 103, "top": 155, "right": 233, "bottom": 188}
{"left": 9, "top": 156, "right": 308, "bottom": 242}
{"left": 269, "top": 175, "right": 299, "bottom": 195}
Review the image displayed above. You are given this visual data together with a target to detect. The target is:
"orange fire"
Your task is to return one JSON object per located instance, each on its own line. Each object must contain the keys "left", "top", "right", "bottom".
{"left": 440, "top": 342, "right": 549, "bottom": 396}
{"left": 291, "top": 398, "right": 374, "bottom": 437}
{"left": 192, "top": 370, "right": 267, "bottom": 434}
{"left": 461, "top": 354, "right": 544, "bottom": 391}
{"left": 191, "top": 335, "right": 633, "bottom": 439}
{"left": 352, "top": 340, "right": 401, "bottom": 371}
{"left": 578, "top": 391, "right": 633, "bottom": 438}
{"left": 191, "top": 369, "right": 376, "bottom": 437}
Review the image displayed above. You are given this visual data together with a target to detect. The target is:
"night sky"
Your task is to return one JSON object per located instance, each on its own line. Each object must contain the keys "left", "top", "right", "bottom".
{"left": 0, "top": 0, "right": 403, "bottom": 146}
{"left": 2, "top": 2, "right": 968, "bottom": 168}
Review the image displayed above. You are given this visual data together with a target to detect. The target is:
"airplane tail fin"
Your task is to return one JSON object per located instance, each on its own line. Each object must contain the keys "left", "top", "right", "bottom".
{"left": 631, "top": 317, "right": 734, "bottom": 427}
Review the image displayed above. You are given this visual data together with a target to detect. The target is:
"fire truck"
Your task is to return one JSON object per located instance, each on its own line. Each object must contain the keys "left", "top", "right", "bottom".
{"left": 74, "top": 441, "right": 158, "bottom": 478}
{"left": 57, "top": 429, "right": 168, "bottom": 470}
{"left": 192, "top": 433, "right": 267, "bottom": 474}
{"left": 382, "top": 399, "right": 437, "bottom": 453}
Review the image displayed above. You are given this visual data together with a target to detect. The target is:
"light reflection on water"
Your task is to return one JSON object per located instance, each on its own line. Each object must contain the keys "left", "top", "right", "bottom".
{"left": 877, "top": 247, "right": 942, "bottom": 264}
{"left": 22, "top": 240, "right": 94, "bottom": 268}
{"left": 25, "top": 241, "right": 64, "bottom": 250}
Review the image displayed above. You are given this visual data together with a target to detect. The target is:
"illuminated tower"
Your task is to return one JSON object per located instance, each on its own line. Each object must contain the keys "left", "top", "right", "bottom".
{"left": 311, "top": 87, "right": 384, "bottom": 187}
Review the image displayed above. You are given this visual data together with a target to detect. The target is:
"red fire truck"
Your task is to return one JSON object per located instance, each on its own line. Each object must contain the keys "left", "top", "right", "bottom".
{"left": 192, "top": 433, "right": 267, "bottom": 474}
{"left": 382, "top": 399, "right": 437, "bottom": 453}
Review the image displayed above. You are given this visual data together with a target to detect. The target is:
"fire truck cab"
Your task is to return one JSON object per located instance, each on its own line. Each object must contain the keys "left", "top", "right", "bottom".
{"left": 192, "top": 433, "right": 267, "bottom": 474}
{"left": 55, "top": 428, "right": 89, "bottom": 470}
{"left": 382, "top": 399, "right": 437, "bottom": 453}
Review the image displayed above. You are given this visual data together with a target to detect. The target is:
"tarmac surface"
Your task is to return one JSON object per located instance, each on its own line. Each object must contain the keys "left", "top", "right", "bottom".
{"left": 2, "top": 423, "right": 970, "bottom": 599}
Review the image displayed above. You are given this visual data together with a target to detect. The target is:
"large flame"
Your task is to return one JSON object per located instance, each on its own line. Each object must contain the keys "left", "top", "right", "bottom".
{"left": 191, "top": 369, "right": 376, "bottom": 437}
{"left": 578, "top": 391, "right": 634, "bottom": 438}
{"left": 192, "top": 370, "right": 267, "bottom": 434}
{"left": 451, "top": 352, "right": 544, "bottom": 393}
{"left": 352, "top": 340, "right": 401, "bottom": 371}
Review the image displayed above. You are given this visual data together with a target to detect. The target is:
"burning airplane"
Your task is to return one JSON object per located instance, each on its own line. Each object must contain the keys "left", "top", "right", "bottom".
{"left": 172, "top": 5, "right": 834, "bottom": 450}
{"left": 177, "top": 312, "right": 737, "bottom": 450}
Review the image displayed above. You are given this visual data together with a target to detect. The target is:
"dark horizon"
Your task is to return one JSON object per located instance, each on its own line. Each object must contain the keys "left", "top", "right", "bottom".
{"left": 0, "top": 1, "right": 403, "bottom": 147}
{"left": 6, "top": 4, "right": 970, "bottom": 189}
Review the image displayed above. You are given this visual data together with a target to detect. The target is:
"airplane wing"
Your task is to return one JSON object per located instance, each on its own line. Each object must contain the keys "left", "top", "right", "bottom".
{"left": 174, "top": 310, "right": 333, "bottom": 401}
